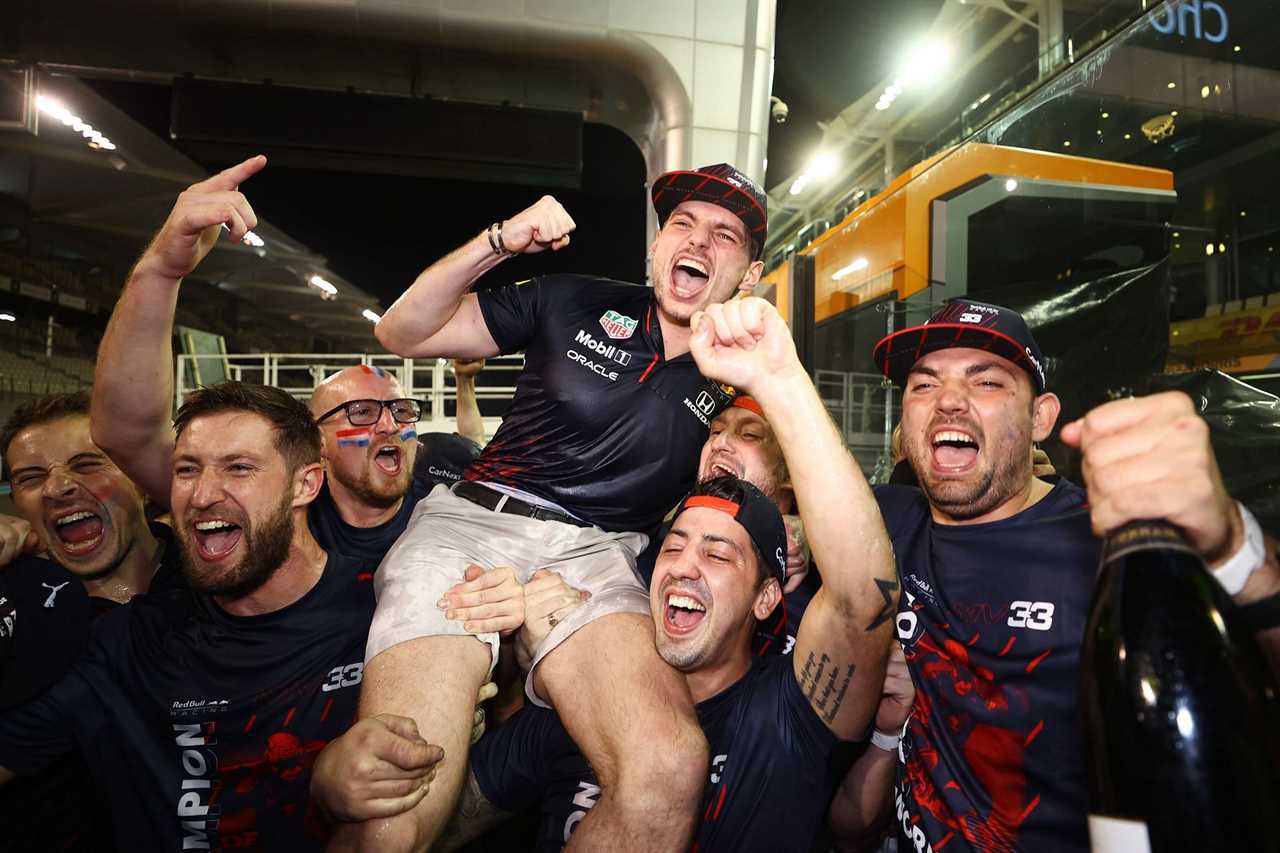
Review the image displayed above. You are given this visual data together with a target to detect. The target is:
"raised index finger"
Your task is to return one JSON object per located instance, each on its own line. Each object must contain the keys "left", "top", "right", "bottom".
{"left": 195, "top": 154, "right": 268, "bottom": 193}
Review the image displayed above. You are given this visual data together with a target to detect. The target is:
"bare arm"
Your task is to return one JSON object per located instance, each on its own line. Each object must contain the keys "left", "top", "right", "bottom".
{"left": 828, "top": 643, "right": 913, "bottom": 852}
{"left": 452, "top": 359, "right": 486, "bottom": 445}
{"left": 690, "top": 299, "right": 897, "bottom": 740}
{"left": 374, "top": 196, "right": 576, "bottom": 358}
{"left": 91, "top": 155, "right": 266, "bottom": 507}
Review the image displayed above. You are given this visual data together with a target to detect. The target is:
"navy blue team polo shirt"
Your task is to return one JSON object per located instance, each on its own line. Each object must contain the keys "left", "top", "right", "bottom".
{"left": 472, "top": 274, "right": 733, "bottom": 533}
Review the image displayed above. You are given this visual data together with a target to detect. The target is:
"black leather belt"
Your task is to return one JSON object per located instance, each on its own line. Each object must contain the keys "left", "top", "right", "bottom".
{"left": 453, "top": 481, "right": 593, "bottom": 529}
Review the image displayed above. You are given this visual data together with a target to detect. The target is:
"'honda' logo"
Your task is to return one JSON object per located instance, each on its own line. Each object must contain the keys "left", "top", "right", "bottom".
{"left": 696, "top": 391, "right": 716, "bottom": 414}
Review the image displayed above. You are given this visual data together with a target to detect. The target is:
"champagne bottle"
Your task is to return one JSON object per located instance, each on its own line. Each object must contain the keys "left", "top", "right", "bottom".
{"left": 1080, "top": 520, "right": 1280, "bottom": 853}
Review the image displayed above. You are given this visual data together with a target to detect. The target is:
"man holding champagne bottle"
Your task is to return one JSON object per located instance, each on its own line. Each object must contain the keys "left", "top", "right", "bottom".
{"left": 869, "top": 298, "right": 1280, "bottom": 853}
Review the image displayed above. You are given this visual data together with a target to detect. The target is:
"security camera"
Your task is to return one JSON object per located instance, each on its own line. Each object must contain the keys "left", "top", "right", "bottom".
{"left": 770, "top": 96, "right": 789, "bottom": 124}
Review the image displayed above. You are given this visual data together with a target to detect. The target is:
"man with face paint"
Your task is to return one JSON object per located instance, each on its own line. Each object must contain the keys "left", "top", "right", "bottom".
{"left": 87, "top": 158, "right": 479, "bottom": 572}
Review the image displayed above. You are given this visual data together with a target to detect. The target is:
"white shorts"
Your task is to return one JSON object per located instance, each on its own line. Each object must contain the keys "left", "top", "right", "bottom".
{"left": 367, "top": 484, "right": 650, "bottom": 708}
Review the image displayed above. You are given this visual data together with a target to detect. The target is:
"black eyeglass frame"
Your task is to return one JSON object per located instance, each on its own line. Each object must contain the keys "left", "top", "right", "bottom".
{"left": 315, "top": 398, "right": 426, "bottom": 426}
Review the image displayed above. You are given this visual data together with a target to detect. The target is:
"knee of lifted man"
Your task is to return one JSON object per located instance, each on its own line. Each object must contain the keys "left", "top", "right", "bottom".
{"left": 617, "top": 718, "right": 709, "bottom": 803}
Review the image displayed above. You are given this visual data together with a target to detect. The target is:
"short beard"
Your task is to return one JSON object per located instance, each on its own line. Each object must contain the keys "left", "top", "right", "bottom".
{"left": 656, "top": 635, "right": 711, "bottom": 672}
{"left": 908, "top": 423, "right": 1034, "bottom": 522}
{"left": 332, "top": 463, "right": 409, "bottom": 510}
{"left": 180, "top": 491, "right": 294, "bottom": 599}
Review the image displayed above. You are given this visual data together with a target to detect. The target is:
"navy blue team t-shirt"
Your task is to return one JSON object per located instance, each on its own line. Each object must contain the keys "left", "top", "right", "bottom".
{"left": 473, "top": 275, "right": 732, "bottom": 532}
{"left": 876, "top": 480, "right": 1099, "bottom": 853}
{"left": 0, "top": 553, "right": 375, "bottom": 852}
{"left": 471, "top": 654, "right": 843, "bottom": 852}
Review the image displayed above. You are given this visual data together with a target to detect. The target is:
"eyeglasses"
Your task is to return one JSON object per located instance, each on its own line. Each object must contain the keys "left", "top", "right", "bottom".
{"left": 316, "top": 398, "right": 424, "bottom": 427}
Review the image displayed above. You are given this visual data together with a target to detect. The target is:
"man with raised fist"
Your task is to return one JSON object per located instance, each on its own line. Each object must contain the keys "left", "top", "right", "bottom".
{"left": 345, "top": 164, "right": 770, "bottom": 851}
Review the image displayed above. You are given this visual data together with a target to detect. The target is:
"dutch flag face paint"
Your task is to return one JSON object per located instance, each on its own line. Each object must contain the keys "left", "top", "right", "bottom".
{"left": 399, "top": 427, "right": 418, "bottom": 442}
{"left": 359, "top": 364, "right": 388, "bottom": 378}
{"left": 336, "top": 427, "right": 372, "bottom": 448}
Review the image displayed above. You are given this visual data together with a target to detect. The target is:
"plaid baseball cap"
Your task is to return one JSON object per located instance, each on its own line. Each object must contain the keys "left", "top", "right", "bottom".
{"left": 873, "top": 299, "right": 1047, "bottom": 394}
{"left": 651, "top": 164, "right": 768, "bottom": 260}
{"left": 673, "top": 477, "right": 787, "bottom": 587}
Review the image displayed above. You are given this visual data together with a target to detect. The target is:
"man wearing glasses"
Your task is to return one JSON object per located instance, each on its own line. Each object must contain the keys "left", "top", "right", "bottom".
{"left": 307, "top": 372, "right": 432, "bottom": 562}
{"left": 89, "top": 157, "right": 480, "bottom": 568}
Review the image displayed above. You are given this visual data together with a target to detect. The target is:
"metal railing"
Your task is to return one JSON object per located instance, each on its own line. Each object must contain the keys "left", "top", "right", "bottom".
{"left": 175, "top": 352, "right": 524, "bottom": 436}
{"left": 814, "top": 369, "right": 896, "bottom": 480}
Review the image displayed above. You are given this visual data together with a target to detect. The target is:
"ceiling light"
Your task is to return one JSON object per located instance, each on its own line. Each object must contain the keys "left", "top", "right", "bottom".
{"left": 362, "top": 309, "right": 381, "bottom": 323}
{"left": 308, "top": 274, "right": 338, "bottom": 296}
{"left": 1218, "top": 242, "right": 1226, "bottom": 253}
{"left": 808, "top": 152, "right": 839, "bottom": 179}
{"left": 0, "top": 313, "right": 14, "bottom": 322}
{"left": 1167, "top": 81, "right": 1177, "bottom": 89}
{"left": 1124, "top": 133, "right": 1132, "bottom": 140}
{"left": 1174, "top": 243, "right": 1180, "bottom": 249}
{"left": 1170, "top": 110, "right": 1178, "bottom": 116}
{"left": 1063, "top": 140, "right": 1071, "bottom": 147}
{"left": 1233, "top": 45, "right": 1241, "bottom": 52}
{"left": 875, "top": 100, "right": 891, "bottom": 111}
{"left": 1172, "top": 231, "right": 1180, "bottom": 237}
{"left": 1201, "top": 85, "right": 1211, "bottom": 98}
{"left": 831, "top": 258, "right": 869, "bottom": 281}
{"left": 1205, "top": 243, "right": 1215, "bottom": 256}
{"left": 1101, "top": 111, "right": 1110, "bottom": 118}
{"left": 897, "top": 38, "right": 953, "bottom": 87}
{"left": 1004, "top": 178, "right": 1018, "bottom": 192}
{"left": 1240, "top": 210, "right": 1247, "bottom": 218}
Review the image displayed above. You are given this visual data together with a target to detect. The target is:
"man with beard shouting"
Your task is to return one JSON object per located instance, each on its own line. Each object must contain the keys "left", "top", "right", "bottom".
{"left": 89, "top": 155, "right": 477, "bottom": 571}
{"left": 0, "top": 383, "right": 384, "bottom": 850}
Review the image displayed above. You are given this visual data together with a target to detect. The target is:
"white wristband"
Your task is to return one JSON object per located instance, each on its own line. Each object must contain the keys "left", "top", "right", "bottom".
{"left": 1211, "top": 502, "right": 1266, "bottom": 596}
{"left": 870, "top": 728, "right": 901, "bottom": 752}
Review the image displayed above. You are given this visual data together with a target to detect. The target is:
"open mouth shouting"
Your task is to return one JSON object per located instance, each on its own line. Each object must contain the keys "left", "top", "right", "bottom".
{"left": 191, "top": 518, "right": 243, "bottom": 562}
{"left": 51, "top": 508, "right": 105, "bottom": 557}
{"left": 372, "top": 443, "right": 402, "bottom": 476}
{"left": 669, "top": 255, "right": 712, "bottom": 300}
{"left": 663, "top": 588, "right": 709, "bottom": 635}
{"left": 931, "top": 428, "right": 981, "bottom": 473}
{"left": 705, "top": 455, "right": 741, "bottom": 480}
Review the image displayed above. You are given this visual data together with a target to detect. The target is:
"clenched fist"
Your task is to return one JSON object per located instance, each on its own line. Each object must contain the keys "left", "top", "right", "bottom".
{"left": 689, "top": 297, "right": 801, "bottom": 395}
{"left": 498, "top": 195, "right": 576, "bottom": 254}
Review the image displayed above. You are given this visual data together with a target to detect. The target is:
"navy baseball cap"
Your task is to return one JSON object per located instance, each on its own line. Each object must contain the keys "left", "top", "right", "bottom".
{"left": 873, "top": 299, "right": 1047, "bottom": 394}
{"left": 651, "top": 164, "right": 768, "bottom": 259}
{"left": 673, "top": 477, "right": 787, "bottom": 587}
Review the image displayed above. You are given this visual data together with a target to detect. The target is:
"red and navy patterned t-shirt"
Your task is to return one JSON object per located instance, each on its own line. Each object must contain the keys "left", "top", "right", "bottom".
{"left": 877, "top": 481, "right": 1099, "bottom": 853}
{"left": 0, "top": 553, "right": 374, "bottom": 852}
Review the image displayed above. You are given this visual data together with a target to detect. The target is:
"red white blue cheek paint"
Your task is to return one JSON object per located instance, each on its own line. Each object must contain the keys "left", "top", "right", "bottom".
{"left": 337, "top": 427, "right": 372, "bottom": 448}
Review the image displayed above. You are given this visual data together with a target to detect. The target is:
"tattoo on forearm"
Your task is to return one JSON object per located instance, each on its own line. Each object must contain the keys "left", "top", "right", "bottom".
{"left": 865, "top": 577, "right": 900, "bottom": 632}
{"left": 799, "top": 652, "right": 856, "bottom": 723}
